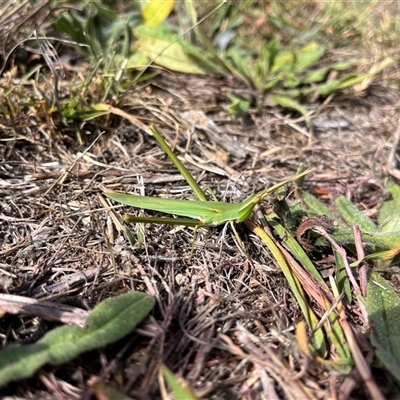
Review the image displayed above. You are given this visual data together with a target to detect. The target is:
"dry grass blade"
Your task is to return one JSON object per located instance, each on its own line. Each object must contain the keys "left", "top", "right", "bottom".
{"left": 0, "top": 293, "right": 88, "bottom": 325}
{"left": 0, "top": 0, "right": 52, "bottom": 74}
{"left": 248, "top": 212, "right": 387, "bottom": 398}
{"left": 220, "top": 331, "right": 317, "bottom": 400}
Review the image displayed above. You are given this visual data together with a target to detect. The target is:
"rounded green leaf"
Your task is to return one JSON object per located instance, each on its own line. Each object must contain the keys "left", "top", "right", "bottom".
{"left": 0, "top": 292, "right": 155, "bottom": 387}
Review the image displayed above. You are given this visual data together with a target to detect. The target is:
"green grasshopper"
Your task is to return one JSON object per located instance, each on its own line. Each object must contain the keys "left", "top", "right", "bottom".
{"left": 104, "top": 125, "right": 311, "bottom": 227}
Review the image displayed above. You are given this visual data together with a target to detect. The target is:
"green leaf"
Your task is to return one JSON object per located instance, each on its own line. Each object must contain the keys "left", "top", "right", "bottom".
{"left": 335, "top": 196, "right": 378, "bottom": 233}
{"left": 357, "top": 247, "right": 400, "bottom": 264}
{"left": 225, "top": 44, "right": 255, "bottom": 86}
{"left": 270, "top": 49, "right": 294, "bottom": 74}
{"left": 302, "top": 189, "right": 400, "bottom": 250}
{"left": 267, "top": 42, "right": 323, "bottom": 77}
{"left": 135, "top": 25, "right": 221, "bottom": 74}
{"left": 79, "top": 104, "right": 112, "bottom": 121}
{"left": 162, "top": 365, "right": 198, "bottom": 400}
{"left": 379, "top": 181, "right": 400, "bottom": 233}
{"left": 367, "top": 271, "right": 400, "bottom": 383}
{"left": 314, "top": 228, "right": 354, "bottom": 247}
{"left": 266, "top": 38, "right": 280, "bottom": 73}
{"left": 319, "top": 230, "right": 400, "bottom": 250}
{"left": 125, "top": 51, "right": 151, "bottom": 70}
{"left": 0, "top": 292, "right": 155, "bottom": 387}
{"left": 255, "top": 39, "right": 280, "bottom": 85}
{"left": 300, "top": 190, "right": 338, "bottom": 221}
{"left": 91, "top": 381, "right": 134, "bottom": 400}
{"left": 282, "top": 72, "right": 302, "bottom": 89}
{"left": 270, "top": 94, "right": 310, "bottom": 125}
{"left": 302, "top": 68, "right": 328, "bottom": 84}
{"left": 55, "top": 11, "right": 86, "bottom": 46}
{"left": 142, "top": 0, "right": 174, "bottom": 27}
{"left": 293, "top": 42, "right": 325, "bottom": 72}
{"left": 302, "top": 60, "right": 358, "bottom": 84}
{"left": 363, "top": 231, "right": 400, "bottom": 249}
{"left": 226, "top": 93, "right": 250, "bottom": 118}
{"left": 317, "top": 74, "right": 365, "bottom": 95}
{"left": 317, "top": 58, "right": 393, "bottom": 95}
{"left": 262, "top": 75, "right": 284, "bottom": 92}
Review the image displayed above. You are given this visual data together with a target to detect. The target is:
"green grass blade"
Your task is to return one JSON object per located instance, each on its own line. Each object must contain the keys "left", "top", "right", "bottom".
{"left": 333, "top": 250, "right": 352, "bottom": 303}
{"left": 267, "top": 218, "right": 326, "bottom": 283}
{"left": 162, "top": 364, "right": 198, "bottom": 400}
{"left": 266, "top": 217, "right": 351, "bottom": 364}
{"left": 246, "top": 220, "right": 326, "bottom": 354}
{"left": 270, "top": 94, "right": 310, "bottom": 126}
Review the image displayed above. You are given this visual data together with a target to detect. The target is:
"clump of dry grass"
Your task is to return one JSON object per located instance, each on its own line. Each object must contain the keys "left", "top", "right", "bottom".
{"left": 1, "top": 1, "right": 400, "bottom": 399}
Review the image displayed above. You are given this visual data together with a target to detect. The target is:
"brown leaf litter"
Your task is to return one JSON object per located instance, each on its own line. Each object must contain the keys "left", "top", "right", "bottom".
{"left": 1, "top": 3, "right": 400, "bottom": 399}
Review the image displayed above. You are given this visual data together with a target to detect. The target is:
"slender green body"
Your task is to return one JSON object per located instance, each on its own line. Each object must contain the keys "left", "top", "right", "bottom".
{"left": 104, "top": 125, "right": 311, "bottom": 227}
{"left": 104, "top": 174, "right": 305, "bottom": 227}
{"left": 105, "top": 193, "right": 247, "bottom": 226}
